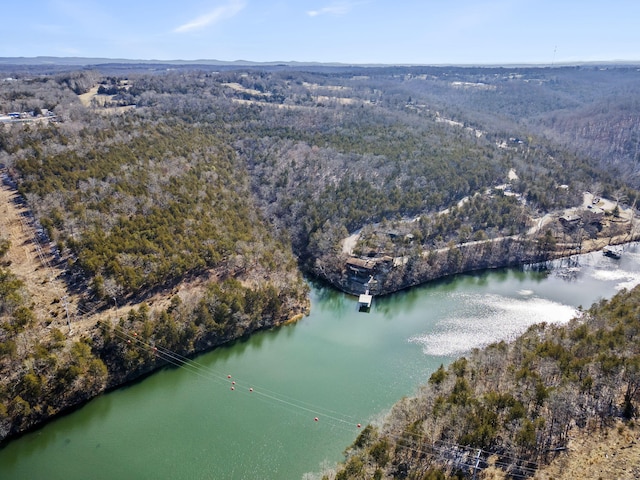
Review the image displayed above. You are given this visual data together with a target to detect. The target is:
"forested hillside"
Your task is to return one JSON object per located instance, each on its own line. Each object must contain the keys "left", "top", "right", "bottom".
{"left": 332, "top": 284, "right": 640, "bottom": 480}
{"left": 1, "top": 63, "right": 640, "bottom": 444}
{"left": 0, "top": 69, "right": 313, "bottom": 441}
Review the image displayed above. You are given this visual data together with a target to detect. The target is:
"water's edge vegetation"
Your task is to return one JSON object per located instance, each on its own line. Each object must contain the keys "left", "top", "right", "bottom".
{"left": 1, "top": 63, "right": 640, "bottom": 476}
{"left": 333, "top": 284, "right": 640, "bottom": 479}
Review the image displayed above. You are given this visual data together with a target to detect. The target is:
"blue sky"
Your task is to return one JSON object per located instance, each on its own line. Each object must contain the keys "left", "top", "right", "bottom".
{"left": 3, "top": 0, "right": 640, "bottom": 64}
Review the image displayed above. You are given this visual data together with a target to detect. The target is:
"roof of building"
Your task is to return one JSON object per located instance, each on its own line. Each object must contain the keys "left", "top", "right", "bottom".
{"left": 346, "top": 257, "right": 378, "bottom": 270}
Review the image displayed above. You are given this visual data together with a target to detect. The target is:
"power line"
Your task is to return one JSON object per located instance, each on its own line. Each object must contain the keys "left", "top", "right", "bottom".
{"left": 96, "top": 317, "right": 547, "bottom": 478}
{"left": 99, "top": 319, "right": 364, "bottom": 431}
{"left": 4, "top": 179, "right": 549, "bottom": 477}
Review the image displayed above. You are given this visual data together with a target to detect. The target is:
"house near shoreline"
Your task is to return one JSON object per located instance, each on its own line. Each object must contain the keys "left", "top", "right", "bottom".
{"left": 559, "top": 214, "right": 581, "bottom": 228}
{"left": 346, "top": 257, "right": 378, "bottom": 275}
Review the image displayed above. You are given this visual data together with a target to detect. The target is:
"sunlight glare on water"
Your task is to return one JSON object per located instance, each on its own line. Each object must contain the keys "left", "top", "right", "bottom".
{"left": 409, "top": 293, "right": 577, "bottom": 356}
{"left": 3, "top": 244, "right": 640, "bottom": 479}
{"left": 590, "top": 267, "right": 640, "bottom": 290}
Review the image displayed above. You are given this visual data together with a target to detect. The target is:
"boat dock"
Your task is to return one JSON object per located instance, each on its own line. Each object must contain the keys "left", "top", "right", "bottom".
{"left": 358, "top": 291, "right": 372, "bottom": 309}
{"left": 358, "top": 275, "right": 374, "bottom": 311}
{"left": 603, "top": 245, "right": 622, "bottom": 259}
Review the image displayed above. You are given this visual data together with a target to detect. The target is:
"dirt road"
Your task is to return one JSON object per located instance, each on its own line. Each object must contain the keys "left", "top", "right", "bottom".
{"left": 0, "top": 180, "right": 71, "bottom": 332}
{"left": 1, "top": 177, "right": 206, "bottom": 340}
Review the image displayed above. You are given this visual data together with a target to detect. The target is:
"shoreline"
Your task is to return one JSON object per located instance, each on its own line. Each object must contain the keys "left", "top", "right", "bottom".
{"left": 323, "top": 231, "right": 640, "bottom": 298}
{"left": 1, "top": 235, "right": 637, "bottom": 447}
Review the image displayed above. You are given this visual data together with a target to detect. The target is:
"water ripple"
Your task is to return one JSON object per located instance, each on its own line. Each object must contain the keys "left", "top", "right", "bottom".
{"left": 409, "top": 294, "right": 577, "bottom": 356}
{"left": 590, "top": 268, "right": 640, "bottom": 291}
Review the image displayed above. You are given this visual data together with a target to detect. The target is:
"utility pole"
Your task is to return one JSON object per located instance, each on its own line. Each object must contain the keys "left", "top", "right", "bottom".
{"left": 63, "top": 295, "right": 72, "bottom": 334}
{"left": 113, "top": 297, "right": 119, "bottom": 324}
{"left": 471, "top": 449, "right": 481, "bottom": 480}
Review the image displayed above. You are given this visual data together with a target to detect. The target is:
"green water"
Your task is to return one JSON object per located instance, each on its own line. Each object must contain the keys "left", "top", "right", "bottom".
{"left": 2, "top": 247, "right": 640, "bottom": 479}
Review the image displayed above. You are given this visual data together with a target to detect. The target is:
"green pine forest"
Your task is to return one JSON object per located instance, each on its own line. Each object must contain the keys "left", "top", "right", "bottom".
{"left": 1, "top": 63, "right": 640, "bottom": 475}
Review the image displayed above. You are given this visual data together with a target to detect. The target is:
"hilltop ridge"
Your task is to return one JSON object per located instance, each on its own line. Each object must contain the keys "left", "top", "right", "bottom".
{"left": 2, "top": 63, "right": 640, "bottom": 454}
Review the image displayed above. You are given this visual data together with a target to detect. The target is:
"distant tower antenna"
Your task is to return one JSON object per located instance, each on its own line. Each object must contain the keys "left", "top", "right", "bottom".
{"left": 551, "top": 45, "right": 557, "bottom": 66}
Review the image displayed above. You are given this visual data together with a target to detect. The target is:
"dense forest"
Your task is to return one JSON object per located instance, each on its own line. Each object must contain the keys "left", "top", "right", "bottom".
{"left": 1, "top": 63, "right": 640, "bottom": 452}
{"left": 332, "top": 284, "right": 640, "bottom": 479}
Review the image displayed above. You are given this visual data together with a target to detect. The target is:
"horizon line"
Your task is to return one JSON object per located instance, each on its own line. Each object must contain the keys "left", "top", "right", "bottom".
{"left": 1, "top": 55, "right": 640, "bottom": 69}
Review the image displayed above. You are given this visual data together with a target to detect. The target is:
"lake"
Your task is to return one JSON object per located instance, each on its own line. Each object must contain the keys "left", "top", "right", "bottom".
{"left": 2, "top": 246, "right": 640, "bottom": 479}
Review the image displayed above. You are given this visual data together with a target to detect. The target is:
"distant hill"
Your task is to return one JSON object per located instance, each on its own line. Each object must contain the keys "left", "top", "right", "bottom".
{"left": 0, "top": 57, "right": 367, "bottom": 76}
{"left": 2, "top": 56, "right": 638, "bottom": 68}
{"left": 2, "top": 62, "right": 640, "bottom": 452}
{"left": 0, "top": 56, "right": 354, "bottom": 68}
{"left": 0, "top": 56, "right": 260, "bottom": 66}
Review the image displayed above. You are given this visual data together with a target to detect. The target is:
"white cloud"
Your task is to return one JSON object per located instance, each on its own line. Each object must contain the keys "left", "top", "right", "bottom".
{"left": 307, "top": 1, "right": 356, "bottom": 17}
{"left": 174, "top": 0, "right": 246, "bottom": 33}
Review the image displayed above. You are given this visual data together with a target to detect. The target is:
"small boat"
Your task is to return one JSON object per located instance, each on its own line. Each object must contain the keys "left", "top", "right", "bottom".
{"left": 603, "top": 245, "right": 622, "bottom": 259}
